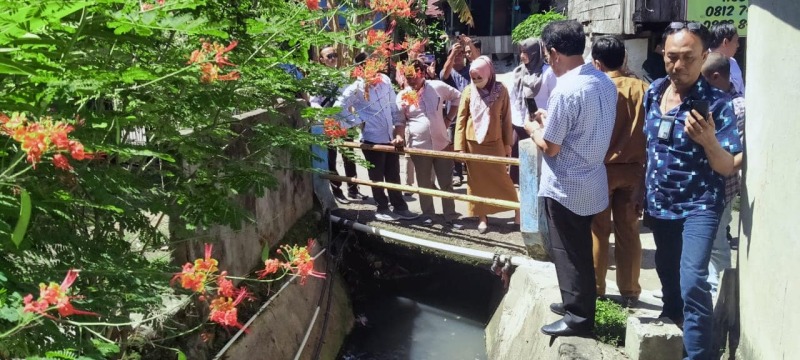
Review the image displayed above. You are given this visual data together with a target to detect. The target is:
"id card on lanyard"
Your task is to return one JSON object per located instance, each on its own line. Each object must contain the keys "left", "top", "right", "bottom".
{"left": 658, "top": 115, "right": 676, "bottom": 140}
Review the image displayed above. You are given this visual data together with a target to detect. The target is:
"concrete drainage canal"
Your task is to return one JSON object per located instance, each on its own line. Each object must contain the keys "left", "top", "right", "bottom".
{"left": 214, "top": 217, "right": 636, "bottom": 360}
{"left": 334, "top": 230, "right": 503, "bottom": 360}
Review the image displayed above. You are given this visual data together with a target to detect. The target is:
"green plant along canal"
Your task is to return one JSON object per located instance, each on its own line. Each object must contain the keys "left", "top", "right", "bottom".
{"left": 336, "top": 233, "right": 503, "bottom": 360}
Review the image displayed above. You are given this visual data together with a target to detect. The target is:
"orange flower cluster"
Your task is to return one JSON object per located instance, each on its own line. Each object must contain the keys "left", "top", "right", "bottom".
{"left": 187, "top": 40, "right": 241, "bottom": 84}
{"left": 366, "top": 29, "right": 391, "bottom": 47}
{"left": 141, "top": 0, "right": 166, "bottom": 11}
{"left": 257, "top": 239, "right": 326, "bottom": 285}
{"left": 0, "top": 112, "right": 91, "bottom": 170}
{"left": 351, "top": 57, "right": 387, "bottom": 94}
{"left": 395, "top": 61, "right": 419, "bottom": 79}
{"left": 305, "top": 0, "right": 320, "bottom": 11}
{"left": 369, "top": 0, "right": 414, "bottom": 18}
{"left": 401, "top": 36, "right": 428, "bottom": 57}
{"left": 172, "top": 243, "right": 220, "bottom": 293}
{"left": 323, "top": 118, "right": 347, "bottom": 140}
{"left": 171, "top": 243, "right": 252, "bottom": 330}
{"left": 401, "top": 90, "right": 420, "bottom": 107}
{"left": 209, "top": 289, "right": 250, "bottom": 330}
{"left": 170, "top": 240, "right": 325, "bottom": 331}
{"left": 23, "top": 269, "right": 98, "bottom": 318}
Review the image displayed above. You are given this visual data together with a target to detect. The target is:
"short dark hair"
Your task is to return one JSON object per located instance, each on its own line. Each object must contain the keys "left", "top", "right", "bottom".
{"left": 319, "top": 45, "right": 335, "bottom": 57}
{"left": 702, "top": 51, "right": 731, "bottom": 78}
{"left": 709, "top": 23, "right": 738, "bottom": 49}
{"left": 541, "top": 20, "right": 586, "bottom": 56}
{"left": 471, "top": 39, "right": 482, "bottom": 51}
{"left": 662, "top": 22, "right": 711, "bottom": 50}
{"left": 354, "top": 52, "right": 368, "bottom": 65}
{"left": 410, "top": 59, "right": 426, "bottom": 74}
{"left": 591, "top": 36, "right": 626, "bottom": 70}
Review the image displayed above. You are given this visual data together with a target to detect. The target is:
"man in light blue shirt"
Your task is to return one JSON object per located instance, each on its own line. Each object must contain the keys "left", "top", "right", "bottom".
{"left": 524, "top": 20, "right": 617, "bottom": 338}
{"left": 335, "top": 54, "right": 419, "bottom": 222}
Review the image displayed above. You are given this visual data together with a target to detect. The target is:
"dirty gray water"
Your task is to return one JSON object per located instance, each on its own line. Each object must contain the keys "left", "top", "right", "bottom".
{"left": 336, "top": 236, "right": 501, "bottom": 360}
{"left": 339, "top": 296, "right": 487, "bottom": 360}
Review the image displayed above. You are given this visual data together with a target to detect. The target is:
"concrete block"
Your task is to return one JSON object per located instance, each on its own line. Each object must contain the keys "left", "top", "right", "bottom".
{"left": 486, "top": 262, "right": 628, "bottom": 360}
{"left": 624, "top": 317, "right": 683, "bottom": 360}
{"left": 518, "top": 139, "right": 550, "bottom": 262}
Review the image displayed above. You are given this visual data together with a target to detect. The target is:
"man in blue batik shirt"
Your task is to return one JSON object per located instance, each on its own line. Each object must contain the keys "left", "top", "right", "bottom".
{"left": 643, "top": 22, "right": 742, "bottom": 360}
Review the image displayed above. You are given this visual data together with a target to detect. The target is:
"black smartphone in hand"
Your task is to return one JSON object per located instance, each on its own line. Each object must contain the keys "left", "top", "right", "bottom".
{"left": 691, "top": 99, "right": 710, "bottom": 118}
{"left": 525, "top": 98, "right": 539, "bottom": 116}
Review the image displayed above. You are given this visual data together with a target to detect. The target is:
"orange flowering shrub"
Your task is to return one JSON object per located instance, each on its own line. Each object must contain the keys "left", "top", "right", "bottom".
{"left": 171, "top": 241, "right": 325, "bottom": 331}
{"left": 22, "top": 269, "right": 98, "bottom": 318}
{"left": 369, "top": 0, "right": 414, "bottom": 18}
{"left": 323, "top": 118, "right": 348, "bottom": 140}
{"left": 401, "top": 90, "right": 420, "bottom": 107}
{"left": 305, "top": 0, "right": 320, "bottom": 11}
{"left": 351, "top": 57, "right": 388, "bottom": 97}
{"left": 187, "top": 40, "right": 241, "bottom": 84}
{"left": 0, "top": 112, "right": 92, "bottom": 170}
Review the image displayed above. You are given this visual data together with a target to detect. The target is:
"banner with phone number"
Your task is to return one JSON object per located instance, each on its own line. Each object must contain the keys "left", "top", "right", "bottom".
{"left": 686, "top": 0, "right": 748, "bottom": 36}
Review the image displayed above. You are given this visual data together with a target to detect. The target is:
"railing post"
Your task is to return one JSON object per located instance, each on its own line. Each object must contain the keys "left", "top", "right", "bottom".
{"left": 311, "top": 125, "right": 335, "bottom": 210}
{"left": 519, "top": 138, "right": 550, "bottom": 261}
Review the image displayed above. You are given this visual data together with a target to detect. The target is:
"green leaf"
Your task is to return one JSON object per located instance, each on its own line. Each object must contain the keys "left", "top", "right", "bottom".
{"left": 121, "top": 67, "right": 155, "bottom": 83}
{"left": 0, "top": 306, "right": 21, "bottom": 322}
{"left": 11, "top": 189, "right": 31, "bottom": 248}
{"left": 120, "top": 148, "right": 176, "bottom": 162}
{"left": 173, "top": 348, "right": 187, "bottom": 360}
{"left": 92, "top": 339, "right": 120, "bottom": 357}
{"left": 0, "top": 57, "right": 35, "bottom": 75}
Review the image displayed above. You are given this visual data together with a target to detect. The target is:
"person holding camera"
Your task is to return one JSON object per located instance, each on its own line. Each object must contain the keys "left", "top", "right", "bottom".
{"left": 643, "top": 22, "right": 741, "bottom": 359}
{"left": 442, "top": 36, "right": 480, "bottom": 186}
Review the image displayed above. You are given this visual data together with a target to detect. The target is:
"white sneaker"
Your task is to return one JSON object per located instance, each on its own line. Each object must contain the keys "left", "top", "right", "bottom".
{"left": 375, "top": 211, "right": 401, "bottom": 221}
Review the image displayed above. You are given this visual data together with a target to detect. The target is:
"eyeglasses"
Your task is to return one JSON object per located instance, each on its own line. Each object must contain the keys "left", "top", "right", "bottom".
{"left": 324, "top": 53, "right": 338, "bottom": 60}
{"left": 669, "top": 21, "right": 703, "bottom": 30}
{"left": 664, "top": 21, "right": 709, "bottom": 46}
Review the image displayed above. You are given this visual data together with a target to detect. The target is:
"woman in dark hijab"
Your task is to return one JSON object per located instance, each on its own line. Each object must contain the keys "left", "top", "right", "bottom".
{"left": 509, "top": 38, "right": 546, "bottom": 184}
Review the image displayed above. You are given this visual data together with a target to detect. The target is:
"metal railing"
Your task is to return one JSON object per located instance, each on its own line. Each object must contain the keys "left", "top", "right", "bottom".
{"left": 320, "top": 141, "right": 521, "bottom": 210}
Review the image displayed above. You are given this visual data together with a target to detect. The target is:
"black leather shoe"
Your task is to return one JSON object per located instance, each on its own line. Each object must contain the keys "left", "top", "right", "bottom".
{"left": 549, "top": 302, "right": 566, "bottom": 316}
{"left": 348, "top": 190, "right": 369, "bottom": 200}
{"left": 540, "top": 319, "right": 591, "bottom": 337}
{"left": 332, "top": 191, "right": 351, "bottom": 204}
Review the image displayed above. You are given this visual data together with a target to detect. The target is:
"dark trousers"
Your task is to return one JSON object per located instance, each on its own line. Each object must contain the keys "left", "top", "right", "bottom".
{"left": 647, "top": 210, "right": 720, "bottom": 360}
{"left": 328, "top": 147, "right": 358, "bottom": 194}
{"left": 449, "top": 121, "right": 463, "bottom": 180}
{"left": 362, "top": 143, "right": 408, "bottom": 212}
{"left": 544, "top": 197, "right": 597, "bottom": 331}
{"left": 510, "top": 125, "right": 530, "bottom": 184}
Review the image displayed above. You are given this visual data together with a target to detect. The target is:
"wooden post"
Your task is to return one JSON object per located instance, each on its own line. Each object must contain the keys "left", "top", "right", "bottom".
{"left": 321, "top": 174, "right": 520, "bottom": 210}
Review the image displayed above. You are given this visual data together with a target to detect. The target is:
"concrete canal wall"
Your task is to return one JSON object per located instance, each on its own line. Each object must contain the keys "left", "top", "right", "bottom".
{"left": 485, "top": 260, "right": 630, "bottom": 360}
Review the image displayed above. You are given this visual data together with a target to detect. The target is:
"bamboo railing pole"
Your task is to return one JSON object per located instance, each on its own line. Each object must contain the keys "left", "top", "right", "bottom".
{"left": 322, "top": 174, "right": 520, "bottom": 210}
{"left": 338, "top": 141, "right": 520, "bottom": 166}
